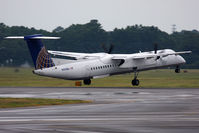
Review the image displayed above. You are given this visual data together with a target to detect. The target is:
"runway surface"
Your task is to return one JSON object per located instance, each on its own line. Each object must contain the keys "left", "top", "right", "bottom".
{"left": 0, "top": 87, "right": 199, "bottom": 133}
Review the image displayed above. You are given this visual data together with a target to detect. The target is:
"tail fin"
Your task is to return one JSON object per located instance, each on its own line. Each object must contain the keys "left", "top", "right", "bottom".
{"left": 5, "top": 34, "right": 60, "bottom": 69}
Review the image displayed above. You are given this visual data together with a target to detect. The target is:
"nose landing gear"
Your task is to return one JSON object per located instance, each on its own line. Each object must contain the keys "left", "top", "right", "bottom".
{"left": 175, "top": 65, "right": 180, "bottom": 73}
{"left": 131, "top": 69, "right": 139, "bottom": 86}
{"left": 132, "top": 78, "right": 139, "bottom": 86}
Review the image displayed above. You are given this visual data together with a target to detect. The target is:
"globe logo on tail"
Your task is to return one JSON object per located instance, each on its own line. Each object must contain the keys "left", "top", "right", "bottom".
{"left": 36, "top": 47, "right": 55, "bottom": 69}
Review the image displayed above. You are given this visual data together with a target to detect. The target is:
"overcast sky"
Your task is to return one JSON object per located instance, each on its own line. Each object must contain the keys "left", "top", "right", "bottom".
{"left": 0, "top": 0, "right": 199, "bottom": 33}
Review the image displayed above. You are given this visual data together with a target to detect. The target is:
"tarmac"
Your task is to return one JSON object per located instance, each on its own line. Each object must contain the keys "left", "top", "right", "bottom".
{"left": 0, "top": 87, "right": 199, "bottom": 133}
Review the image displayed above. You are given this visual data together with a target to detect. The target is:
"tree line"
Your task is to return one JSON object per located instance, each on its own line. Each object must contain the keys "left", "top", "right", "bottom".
{"left": 0, "top": 20, "right": 198, "bottom": 68}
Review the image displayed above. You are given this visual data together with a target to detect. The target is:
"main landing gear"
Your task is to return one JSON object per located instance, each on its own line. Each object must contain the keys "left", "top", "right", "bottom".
{"left": 131, "top": 70, "right": 139, "bottom": 86}
{"left": 83, "top": 79, "right": 91, "bottom": 85}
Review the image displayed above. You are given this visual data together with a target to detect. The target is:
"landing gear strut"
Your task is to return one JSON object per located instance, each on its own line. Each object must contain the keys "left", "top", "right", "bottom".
{"left": 83, "top": 79, "right": 91, "bottom": 85}
{"left": 175, "top": 65, "right": 180, "bottom": 73}
{"left": 131, "top": 69, "right": 139, "bottom": 86}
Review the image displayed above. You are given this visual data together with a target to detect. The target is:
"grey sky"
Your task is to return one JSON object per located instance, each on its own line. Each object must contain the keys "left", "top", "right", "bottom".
{"left": 0, "top": 0, "right": 199, "bottom": 33}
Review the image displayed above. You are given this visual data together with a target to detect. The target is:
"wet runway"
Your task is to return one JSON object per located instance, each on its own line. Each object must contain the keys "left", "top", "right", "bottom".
{"left": 0, "top": 87, "right": 199, "bottom": 133}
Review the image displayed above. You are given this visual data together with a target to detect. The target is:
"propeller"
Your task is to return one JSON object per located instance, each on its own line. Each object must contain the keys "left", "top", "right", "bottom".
{"left": 154, "top": 43, "right": 158, "bottom": 54}
{"left": 154, "top": 43, "right": 160, "bottom": 60}
{"left": 101, "top": 43, "right": 114, "bottom": 54}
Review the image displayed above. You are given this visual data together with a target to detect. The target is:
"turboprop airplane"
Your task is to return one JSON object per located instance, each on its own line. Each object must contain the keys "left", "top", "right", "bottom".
{"left": 6, "top": 34, "right": 191, "bottom": 86}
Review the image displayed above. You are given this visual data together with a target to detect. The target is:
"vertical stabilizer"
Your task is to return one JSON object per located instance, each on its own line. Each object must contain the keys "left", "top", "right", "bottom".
{"left": 5, "top": 34, "right": 60, "bottom": 69}
{"left": 24, "top": 34, "right": 55, "bottom": 69}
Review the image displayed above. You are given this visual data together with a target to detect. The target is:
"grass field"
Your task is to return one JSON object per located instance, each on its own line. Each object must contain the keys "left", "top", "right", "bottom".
{"left": 0, "top": 67, "right": 199, "bottom": 88}
{"left": 0, "top": 98, "right": 91, "bottom": 108}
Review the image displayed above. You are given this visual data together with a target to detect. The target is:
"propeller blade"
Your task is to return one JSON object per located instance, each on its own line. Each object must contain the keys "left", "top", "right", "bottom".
{"left": 101, "top": 43, "right": 108, "bottom": 53}
{"left": 107, "top": 44, "right": 114, "bottom": 54}
{"left": 154, "top": 43, "right": 158, "bottom": 54}
{"left": 101, "top": 43, "right": 114, "bottom": 54}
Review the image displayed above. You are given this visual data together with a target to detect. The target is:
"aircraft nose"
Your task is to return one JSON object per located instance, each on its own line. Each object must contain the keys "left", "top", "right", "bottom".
{"left": 179, "top": 56, "right": 186, "bottom": 64}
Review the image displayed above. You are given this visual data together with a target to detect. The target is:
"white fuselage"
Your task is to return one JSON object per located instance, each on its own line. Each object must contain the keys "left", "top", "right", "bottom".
{"left": 33, "top": 49, "right": 186, "bottom": 80}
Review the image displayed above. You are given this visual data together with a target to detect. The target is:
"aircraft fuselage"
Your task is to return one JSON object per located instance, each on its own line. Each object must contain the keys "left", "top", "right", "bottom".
{"left": 33, "top": 49, "right": 185, "bottom": 80}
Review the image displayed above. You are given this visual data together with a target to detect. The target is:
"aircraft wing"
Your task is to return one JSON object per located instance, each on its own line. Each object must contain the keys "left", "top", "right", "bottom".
{"left": 48, "top": 50, "right": 103, "bottom": 59}
{"left": 112, "top": 51, "right": 192, "bottom": 60}
{"left": 134, "top": 51, "right": 191, "bottom": 59}
{"left": 111, "top": 54, "right": 155, "bottom": 60}
{"left": 111, "top": 51, "right": 191, "bottom": 68}
{"left": 49, "top": 49, "right": 191, "bottom": 61}
{"left": 160, "top": 51, "right": 192, "bottom": 57}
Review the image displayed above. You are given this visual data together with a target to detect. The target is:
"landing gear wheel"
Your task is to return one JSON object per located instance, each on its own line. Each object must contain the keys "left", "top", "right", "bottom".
{"left": 175, "top": 69, "right": 180, "bottom": 73}
{"left": 83, "top": 79, "right": 91, "bottom": 85}
{"left": 131, "top": 68, "right": 140, "bottom": 86}
{"left": 175, "top": 65, "right": 180, "bottom": 73}
{"left": 132, "top": 79, "right": 139, "bottom": 86}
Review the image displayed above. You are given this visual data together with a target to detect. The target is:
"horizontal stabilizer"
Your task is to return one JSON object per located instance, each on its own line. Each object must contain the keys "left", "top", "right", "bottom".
{"left": 5, "top": 35, "right": 60, "bottom": 40}
{"left": 5, "top": 36, "right": 24, "bottom": 39}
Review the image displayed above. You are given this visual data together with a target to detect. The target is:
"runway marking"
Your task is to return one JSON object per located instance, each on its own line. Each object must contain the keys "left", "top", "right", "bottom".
{"left": 0, "top": 117, "right": 199, "bottom": 122}
{"left": 0, "top": 94, "right": 35, "bottom": 98}
{"left": 175, "top": 94, "right": 194, "bottom": 97}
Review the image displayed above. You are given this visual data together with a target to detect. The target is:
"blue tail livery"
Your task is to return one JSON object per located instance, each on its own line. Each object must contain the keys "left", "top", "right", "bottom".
{"left": 5, "top": 34, "right": 60, "bottom": 69}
